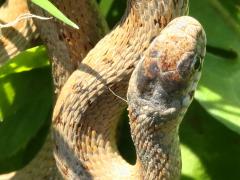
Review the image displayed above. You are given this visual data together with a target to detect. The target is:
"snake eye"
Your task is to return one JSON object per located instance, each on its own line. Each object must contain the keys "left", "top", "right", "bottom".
{"left": 194, "top": 56, "right": 202, "bottom": 71}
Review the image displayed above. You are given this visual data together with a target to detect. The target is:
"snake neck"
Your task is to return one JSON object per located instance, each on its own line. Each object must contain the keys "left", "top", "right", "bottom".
{"left": 126, "top": 15, "right": 206, "bottom": 179}
{"left": 128, "top": 99, "right": 182, "bottom": 179}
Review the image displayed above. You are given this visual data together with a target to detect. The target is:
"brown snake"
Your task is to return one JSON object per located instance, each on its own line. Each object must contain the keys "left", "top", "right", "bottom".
{"left": 0, "top": 0, "right": 206, "bottom": 179}
{"left": 52, "top": 0, "right": 206, "bottom": 179}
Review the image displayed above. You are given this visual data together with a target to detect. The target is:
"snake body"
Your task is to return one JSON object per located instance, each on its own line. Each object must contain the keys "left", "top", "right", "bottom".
{"left": 29, "top": 0, "right": 108, "bottom": 94}
{"left": 0, "top": 0, "right": 206, "bottom": 179}
{"left": 52, "top": 0, "right": 206, "bottom": 179}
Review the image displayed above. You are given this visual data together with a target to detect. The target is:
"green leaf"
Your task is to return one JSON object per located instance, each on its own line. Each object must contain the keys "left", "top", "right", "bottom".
{"left": 0, "top": 67, "right": 53, "bottom": 172}
{"left": 189, "top": 0, "right": 240, "bottom": 133}
{"left": 181, "top": 101, "right": 240, "bottom": 180}
{"left": 0, "top": 111, "right": 51, "bottom": 173}
{"left": 181, "top": 144, "right": 209, "bottom": 180}
{"left": 98, "top": 0, "right": 126, "bottom": 28}
{"left": 99, "top": 0, "right": 114, "bottom": 17}
{"left": 31, "top": 0, "right": 79, "bottom": 29}
{"left": 0, "top": 46, "right": 49, "bottom": 78}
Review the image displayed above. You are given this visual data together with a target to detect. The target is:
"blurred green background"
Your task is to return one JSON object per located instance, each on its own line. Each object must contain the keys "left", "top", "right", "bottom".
{"left": 0, "top": 0, "right": 240, "bottom": 179}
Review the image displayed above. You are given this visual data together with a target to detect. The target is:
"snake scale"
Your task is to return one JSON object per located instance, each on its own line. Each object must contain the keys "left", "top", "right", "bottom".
{"left": 0, "top": 0, "right": 206, "bottom": 179}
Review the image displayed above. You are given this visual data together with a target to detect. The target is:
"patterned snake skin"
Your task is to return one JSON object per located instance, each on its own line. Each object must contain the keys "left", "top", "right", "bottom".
{"left": 0, "top": 0, "right": 206, "bottom": 179}
{"left": 52, "top": 0, "right": 206, "bottom": 179}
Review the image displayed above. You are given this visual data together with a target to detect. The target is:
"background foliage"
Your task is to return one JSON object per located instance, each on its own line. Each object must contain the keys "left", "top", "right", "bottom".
{"left": 0, "top": 0, "right": 239, "bottom": 179}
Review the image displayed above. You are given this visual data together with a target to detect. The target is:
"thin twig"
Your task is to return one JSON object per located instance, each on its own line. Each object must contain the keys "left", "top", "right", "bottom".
{"left": 0, "top": 12, "right": 52, "bottom": 29}
{"left": 107, "top": 87, "right": 128, "bottom": 103}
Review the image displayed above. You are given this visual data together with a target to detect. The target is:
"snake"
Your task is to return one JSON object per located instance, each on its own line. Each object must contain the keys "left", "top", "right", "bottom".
{"left": 0, "top": 0, "right": 206, "bottom": 179}
{"left": 51, "top": 0, "right": 206, "bottom": 179}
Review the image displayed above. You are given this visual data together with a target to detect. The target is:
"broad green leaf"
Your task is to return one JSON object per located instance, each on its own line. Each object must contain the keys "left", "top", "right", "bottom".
{"left": 0, "top": 112, "right": 50, "bottom": 173}
{"left": 0, "top": 46, "right": 49, "bottom": 78}
{"left": 0, "top": 67, "right": 53, "bottom": 172}
{"left": 181, "top": 101, "right": 240, "bottom": 180}
{"left": 189, "top": 0, "right": 240, "bottom": 133}
{"left": 31, "top": 0, "right": 79, "bottom": 29}
{"left": 99, "top": 0, "right": 114, "bottom": 17}
{"left": 181, "top": 144, "right": 209, "bottom": 180}
{"left": 196, "top": 53, "right": 240, "bottom": 133}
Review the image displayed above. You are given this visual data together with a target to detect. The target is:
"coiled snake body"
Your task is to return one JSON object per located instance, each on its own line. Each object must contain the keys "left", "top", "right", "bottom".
{"left": 52, "top": 0, "right": 206, "bottom": 179}
{"left": 0, "top": 0, "right": 206, "bottom": 179}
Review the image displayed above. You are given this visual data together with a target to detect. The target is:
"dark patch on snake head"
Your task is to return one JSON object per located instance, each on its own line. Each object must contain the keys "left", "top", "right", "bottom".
{"left": 143, "top": 58, "right": 160, "bottom": 79}
{"left": 177, "top": 52, "right": 203, "bottom": 79}
{"left": 159, "top": 71, "right": 186, "bottom": 93}
{"left": 159, "top": 49, "right": 204, "bottom": 94}
{"left": 177, "top": 52, "right": 195, "bottom": 79}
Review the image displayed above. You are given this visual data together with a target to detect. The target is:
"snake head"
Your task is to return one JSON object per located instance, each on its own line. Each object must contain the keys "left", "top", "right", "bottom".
{"left": 128, "top": 16, "right": 206, "bottom": 114}
{"left": 144, "top": 16, "right": 206, "bottom": 92}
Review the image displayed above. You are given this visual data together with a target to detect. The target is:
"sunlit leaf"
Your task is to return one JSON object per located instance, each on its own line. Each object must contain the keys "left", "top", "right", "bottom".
{"left": 0, "top": 46, "right": 49, "bottom": 78}
{"left": 0, "top": 68, "right": 53, "bottom": 172}
{"left": 0, "top": 113, "right": 50, "bottom": 173}
{"left": 31, "top": 0, "right": 79, "bottom": 29}
{"left": 189, "top": 0, "right": 240, "bottom": 133}
{"left": 181, "top": 101, "right": 240, "bottom": 180}
{"left": 181, "top": 144, "right": 209, "bottom": 180}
